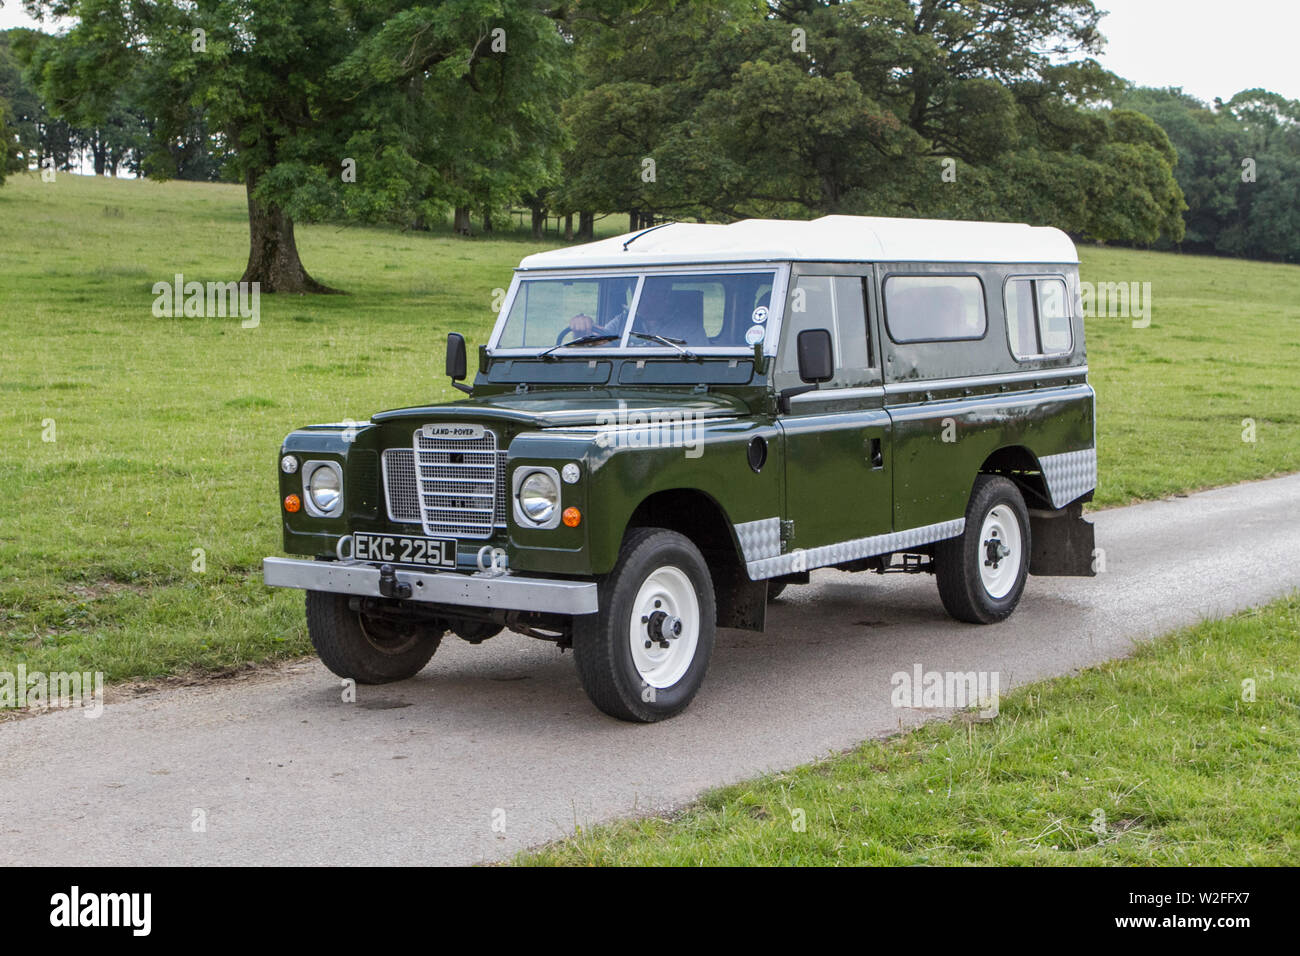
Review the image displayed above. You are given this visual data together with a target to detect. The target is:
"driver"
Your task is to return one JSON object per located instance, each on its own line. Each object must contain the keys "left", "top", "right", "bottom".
{"left": 567, "top": 283, "right": 674, "bottom": 341}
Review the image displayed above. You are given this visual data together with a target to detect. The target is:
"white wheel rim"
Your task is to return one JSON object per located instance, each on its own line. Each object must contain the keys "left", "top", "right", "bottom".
{"left": 978, "top": 504, "right": 1022, "bottom": 600}
{"left": 628, "top": 565, "right": 700, "bottom": 689}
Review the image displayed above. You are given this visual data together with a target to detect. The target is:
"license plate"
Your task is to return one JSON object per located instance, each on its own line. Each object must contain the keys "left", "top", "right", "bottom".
{"left": 352, "top": 532, "right": 457, "bottom": 569}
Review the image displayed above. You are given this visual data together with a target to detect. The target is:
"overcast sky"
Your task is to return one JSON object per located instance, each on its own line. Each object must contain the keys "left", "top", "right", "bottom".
{"left": 2, "top": 0, "right": 1296, "bottom": 105}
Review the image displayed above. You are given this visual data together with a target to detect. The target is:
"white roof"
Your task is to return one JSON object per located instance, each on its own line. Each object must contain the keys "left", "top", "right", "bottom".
{"left": 518, "top": 215, "right": 1078, "bottom": 269}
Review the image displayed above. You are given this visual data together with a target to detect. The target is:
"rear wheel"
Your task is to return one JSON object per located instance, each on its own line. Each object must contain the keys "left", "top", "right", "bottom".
{"left": 573, "top": 528, "right": 716, "bottom": 722}
{"left": 935, "top": 476, "right": 1030, "bottom": 624}
{"left": 306, "top": 591, "right": 442, "bottom": 683}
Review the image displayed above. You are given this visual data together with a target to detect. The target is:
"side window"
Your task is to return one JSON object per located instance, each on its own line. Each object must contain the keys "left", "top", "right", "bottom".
{"left": 780, "top": 277, "right": 834, "bottom": 375}
{"left": 777, "top": 275, "right": 873, "bottom": 388}
{"left": 1004, "top": 277, "right": 1072, "bottom": 358}
{"left": 1037, "top": 279, "right": 1071, "bottom": 353}
{"left": 1005, "top": 279, "right": 1037, "bottom": 357}
{"left": 883, "top": 275, "right": 986, "bottom": 343}
{"left": 834, "top": 276, "right": 871, "bottom": 374}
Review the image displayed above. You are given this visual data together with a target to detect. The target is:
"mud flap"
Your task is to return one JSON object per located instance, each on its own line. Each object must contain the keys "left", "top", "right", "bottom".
{"left": 710, "top": 564, "right": 767, "bottom": 631}
{"left": 1028, "top": 502, "right": 1096, "bottom": 576}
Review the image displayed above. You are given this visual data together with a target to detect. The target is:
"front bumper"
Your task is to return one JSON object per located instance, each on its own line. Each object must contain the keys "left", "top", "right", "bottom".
{"left": 262, "top": 557, "right": 599, "bottom": 615}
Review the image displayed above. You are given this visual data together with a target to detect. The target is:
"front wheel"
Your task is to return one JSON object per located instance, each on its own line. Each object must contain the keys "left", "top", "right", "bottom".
{"left": 572, "top": 528, "right": 716, "bottom": 722}
{"left": 306, "top": 591, "right": 442, "bottom": 683}
{"left": 934, "top": 476, "right": 1031, "bottom": 624}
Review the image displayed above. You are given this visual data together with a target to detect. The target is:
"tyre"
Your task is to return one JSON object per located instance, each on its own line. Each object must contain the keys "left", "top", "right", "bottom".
{"left": 572, "top": 528, "right": 716, "bottom": 722}
{"left": 766, "top": 581, "right": 788, "bottom": 603}
{"left": 934, "top": 475, "right": 1031, "bottom": 624}
{"left": 305, "top": 590, "right": 442, "bottom": 683}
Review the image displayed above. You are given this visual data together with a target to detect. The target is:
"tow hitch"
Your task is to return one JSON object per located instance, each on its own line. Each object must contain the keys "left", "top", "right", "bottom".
{"left": 376, "top": 563, "right": 412, "bottom": 599}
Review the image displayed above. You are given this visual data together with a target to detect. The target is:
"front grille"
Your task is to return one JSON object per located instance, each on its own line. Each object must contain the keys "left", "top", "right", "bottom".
{"left": 381, "top": 448, "right": 421, "bottom": 523}
{"left": 381, "top": 428, "right": 508, "bottom": 539}
{"left": 494, "top": 451, "right": 508, "bottom": 522}
{"left": 415, "top": 428, "right": 498, "bottom": 538}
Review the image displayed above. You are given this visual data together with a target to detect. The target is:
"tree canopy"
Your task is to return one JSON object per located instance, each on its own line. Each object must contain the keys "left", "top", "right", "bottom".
{"left": 5, "top": 0, "right": 1298, "bottom": 282}
{"left": 555, "top": 1, "right": 1186, "bottom": 243}
{"left": 19, "top": 1, "right": 573, "bottom": 290}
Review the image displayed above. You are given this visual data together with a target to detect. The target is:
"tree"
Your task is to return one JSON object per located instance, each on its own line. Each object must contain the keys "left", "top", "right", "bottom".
{"left": 684, "top": 58, "right": 916, "bottom": 217}
{"left": 560, "top": 0, "right": 1184, "bottom": 245}
{"left": 0, "top": 99, "right": 16, "bottom": 183}
{"left": 1, "top": 28, "right": 44, "bottom": 172}
{"left": 24, "top": 1, "right": 572, "bottom": 291}
{"left": 552, "top": 0, "right": 778, "bottom": 227}
{"left": 1218, "top": 89, "right": 1300, "bottom": 262}
{"left": 1120, "top": 86, "right": 1300, "bottom": 262}
{"left": 1114, "top": 87, "right": 1239, "bottom": 251}
{"left": 1081, "top": 110, "right": 1186, "bottom": 244}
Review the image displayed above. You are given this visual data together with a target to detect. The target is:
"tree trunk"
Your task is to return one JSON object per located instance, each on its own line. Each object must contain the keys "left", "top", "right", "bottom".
{"left": 577, "top": 211, "right": 594, "bottom": 241}
{"left": 453, "top": 205, "right": 473, "bottom": 236}
{"left": 564, "top": 213, "right": 573, "bottom": 241}
{"left": 531, "top": 204, "right": 546, "bottom": 240}
{"left": 482, "top": 208, "right": 493, "bottom": 233}
{"left": 240, "top": 176, "right": 339, "bottom": 294}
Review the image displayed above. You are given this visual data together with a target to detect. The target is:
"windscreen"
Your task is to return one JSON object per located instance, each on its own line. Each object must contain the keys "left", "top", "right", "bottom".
{"left": 495, "top": 275, "right": 638, "bottom": 349}
{"left": 495, "top": 271, "right": 777, "bottom": 352}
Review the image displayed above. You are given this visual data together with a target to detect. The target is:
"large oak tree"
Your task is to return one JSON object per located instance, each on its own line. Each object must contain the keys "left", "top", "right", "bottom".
{"left": 22, "top": 0, "right": 570, "bottom": 291}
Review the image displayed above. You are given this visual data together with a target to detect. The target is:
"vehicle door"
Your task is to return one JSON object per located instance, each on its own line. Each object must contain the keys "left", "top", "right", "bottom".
{"left": 775, "top": 268, "right": 892, "bottom": 558}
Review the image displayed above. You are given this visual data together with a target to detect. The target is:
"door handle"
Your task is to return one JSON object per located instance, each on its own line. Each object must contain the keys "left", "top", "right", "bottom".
{"left": 868, "top": 437, "right": 884, "bottom": 470}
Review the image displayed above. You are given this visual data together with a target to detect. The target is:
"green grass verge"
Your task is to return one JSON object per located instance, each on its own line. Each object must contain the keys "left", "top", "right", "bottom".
{"left": 518, "top": 595, "right": 1300, "bottom": 865}
{"left": 1, "top": 173, "right": 1298, "bottom": 682}
{"left": 1081, "top": 246, "right": 1300, "bottom": 503}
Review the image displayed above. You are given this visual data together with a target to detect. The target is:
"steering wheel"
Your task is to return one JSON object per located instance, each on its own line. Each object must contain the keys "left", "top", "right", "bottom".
{"left": 554, "top": 325, "right": 576, "bottom": 347}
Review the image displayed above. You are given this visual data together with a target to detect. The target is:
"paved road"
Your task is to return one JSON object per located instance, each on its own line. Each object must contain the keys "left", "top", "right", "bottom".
{"left": 3, "top": 474, "right": 1298, "bottom": 865}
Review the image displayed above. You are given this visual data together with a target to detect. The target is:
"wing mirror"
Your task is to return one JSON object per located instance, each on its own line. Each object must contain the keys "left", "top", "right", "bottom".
{"left": 796, "top": 329, "right": 834, "bottom": 383}
{"left": 778, "top": 329, "right": 834, "bottom": 413}
{"left": 446, "top": 332, "right": 472, "bottom": 394}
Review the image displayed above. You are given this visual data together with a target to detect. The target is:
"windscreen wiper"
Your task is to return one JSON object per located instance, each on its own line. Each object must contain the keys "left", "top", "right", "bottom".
{"left": 629, "top": 331, "right": 697, "bottom": 359}
{"left": 538, "top": 333, "right": 621, "bottom": 360}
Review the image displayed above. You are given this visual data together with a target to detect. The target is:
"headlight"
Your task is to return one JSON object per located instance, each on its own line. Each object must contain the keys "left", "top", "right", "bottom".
{"left": 516, "top": 469, "right": 559, "bottom": 526}
{"left": 303, "top": 461, "right": 343, "bottom": 517}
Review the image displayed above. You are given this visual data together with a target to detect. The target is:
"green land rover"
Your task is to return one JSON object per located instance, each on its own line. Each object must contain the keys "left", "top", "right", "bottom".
{"left": 264, "top": 215, "right": 1097, "bottom": 721}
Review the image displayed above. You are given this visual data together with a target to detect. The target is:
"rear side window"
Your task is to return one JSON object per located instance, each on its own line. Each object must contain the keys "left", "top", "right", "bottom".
{"left": 883, "top": 275, "right": 986, "bottom": 343}
{"left": 1005, "top": 277, "right": 1072, "bottom": 358}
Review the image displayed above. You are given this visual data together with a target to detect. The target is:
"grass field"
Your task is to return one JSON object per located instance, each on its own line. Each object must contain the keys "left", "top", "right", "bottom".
{"left": 1, "top": 172, "right": 1299, "bottom": 682}
{"left": 518, "top": 595, "right": 1300, "bottom": 865}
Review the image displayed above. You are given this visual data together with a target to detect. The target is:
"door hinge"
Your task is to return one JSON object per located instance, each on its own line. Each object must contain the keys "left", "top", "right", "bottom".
{"left": 780, "top": 519, "right": 795, "bottom": 546}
